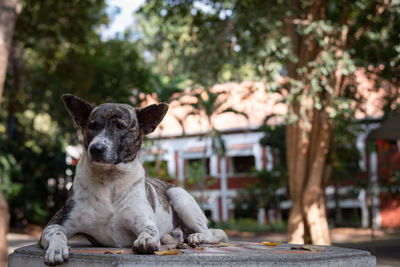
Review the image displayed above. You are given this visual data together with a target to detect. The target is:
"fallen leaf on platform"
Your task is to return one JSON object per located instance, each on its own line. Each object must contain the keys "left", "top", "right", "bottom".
{"left": 261, "top": 241, "right": 281, "bottom": 246}
{"left": 219, "top": 242, "right": 237, "bottom": 247}
{"left": 195, "top": 245, "right": 205, "bottom": 250}
{"left": 154, "top": 250, "right": 180, "bottom": 255}
{"left": 291, "top": 246, "right": 324, "bottom": 252}
{"left": 175, "top": 243, "right": 191, "bottom": 249}
{"left": 303, "top": 246, "right": 324, "bottom": 252}
{"left": 104, "top": 250, "right": 126, "bottom": 254}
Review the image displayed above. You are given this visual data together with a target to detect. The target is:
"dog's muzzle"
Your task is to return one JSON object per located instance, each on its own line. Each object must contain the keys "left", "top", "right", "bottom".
{"left": 89, "top": 143, "right": 108, "bottom": 163}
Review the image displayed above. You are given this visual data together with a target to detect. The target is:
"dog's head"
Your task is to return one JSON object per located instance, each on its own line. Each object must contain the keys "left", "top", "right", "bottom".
{"left": 62, "top": 94, "right": 168, "bottom": 165}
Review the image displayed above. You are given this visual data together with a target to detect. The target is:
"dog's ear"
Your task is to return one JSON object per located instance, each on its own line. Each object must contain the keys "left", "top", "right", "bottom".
{"left": 62, "top": 94, "right": 94, "bottom": 127}
{"left": 136, "top": 103, "right": 168, "bottom": 135}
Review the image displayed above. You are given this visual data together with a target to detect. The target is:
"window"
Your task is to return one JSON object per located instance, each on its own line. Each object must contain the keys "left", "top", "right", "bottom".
{"left": 232, "top": 156, "right": 255, "bottom": 174}
{"left": 186, "top": 158, "right": 210, "bottom": 175}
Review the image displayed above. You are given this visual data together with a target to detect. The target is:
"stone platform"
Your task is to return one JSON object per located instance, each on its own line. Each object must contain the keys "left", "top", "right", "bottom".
{"left": 8, "top": 242, "right": 375, "bottom": 267}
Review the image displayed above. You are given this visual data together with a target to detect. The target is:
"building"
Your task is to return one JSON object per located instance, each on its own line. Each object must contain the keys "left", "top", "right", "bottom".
{"left": 141, "top": 81, "right": 278, "bottom": 223}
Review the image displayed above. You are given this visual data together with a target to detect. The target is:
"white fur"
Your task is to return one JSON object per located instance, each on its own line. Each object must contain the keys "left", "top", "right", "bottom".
{"left": 41, "top": 152, "right": 163, "bottom": 265}
{"left": 69, "top": 152, "right": 157, "bottom": 247}
{"left": 167, "top": 187, "right": 218, "bottom": 244}
{"left": 145, "top": 182, "right": 174, "bottom": 237}
{"left": 41, "top": 152, "right": 225, "bottom": 265}
{"left": 167, "top": 187, "right": 208, "bottom": 232}
{"left": 41, "top": 225, "right": 69, "bottom": 265}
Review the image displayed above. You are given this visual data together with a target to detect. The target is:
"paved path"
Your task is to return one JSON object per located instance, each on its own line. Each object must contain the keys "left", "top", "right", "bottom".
{"left": 336, "top": 238, "right": 400, "bottom": 267}
{"left": 7, "top": 233, "right": 38, "bottom": 254}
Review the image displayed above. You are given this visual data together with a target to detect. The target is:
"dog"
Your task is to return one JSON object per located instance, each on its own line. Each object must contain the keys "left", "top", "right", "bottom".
{"left": 39, "top": 94, "right": 228, "bottom": 265}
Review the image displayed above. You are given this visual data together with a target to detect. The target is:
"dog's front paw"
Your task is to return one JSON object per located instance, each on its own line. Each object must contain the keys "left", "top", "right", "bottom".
{"left": 133, "top": 232, "right": 160, "bottom": 254}
{"left": 44, "top": 239, "right": 70, "bottom": 266}
{"left": 188, "top": 231, "right": 218, "bottom": 245}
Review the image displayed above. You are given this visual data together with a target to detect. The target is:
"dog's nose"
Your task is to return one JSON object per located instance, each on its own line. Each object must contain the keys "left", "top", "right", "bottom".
{"left": 89, "top": 143, "right": 106, "bottom": 155}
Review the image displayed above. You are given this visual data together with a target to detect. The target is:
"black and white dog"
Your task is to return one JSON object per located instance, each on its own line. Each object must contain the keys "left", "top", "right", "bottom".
{"left": 39, "top": 95, "right": 227, "bottom": 265}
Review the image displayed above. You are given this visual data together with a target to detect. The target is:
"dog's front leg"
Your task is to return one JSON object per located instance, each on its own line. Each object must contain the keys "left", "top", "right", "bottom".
{"left": 40, "top": 224, "right": 70, "bottom": 265}
{"left": 123, "top": 205, "right": 160, "bottom": 254}
{"left": 133, "top": 224, "right": 160, "bottom": 254}
{"left": 39, "top": 199, "right": 76, "bottom": 265}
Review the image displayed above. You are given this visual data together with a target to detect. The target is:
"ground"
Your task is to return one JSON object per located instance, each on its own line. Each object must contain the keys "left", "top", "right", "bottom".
{"left": 6, "top": 228, "right": 400, "bottom": 267}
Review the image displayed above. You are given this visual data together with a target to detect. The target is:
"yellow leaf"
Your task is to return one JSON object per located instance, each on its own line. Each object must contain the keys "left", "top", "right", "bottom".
{"left": 154, "top": 250, "right": 180, "bottom": 255}
{"left": 262, "top": 241, "right": 281, "bottom": 246}
{"left": 219, "top": 242, "right": 237, "bottom": 247}
{"left": 195, "top": 246, "right": 205, "bottom": 250}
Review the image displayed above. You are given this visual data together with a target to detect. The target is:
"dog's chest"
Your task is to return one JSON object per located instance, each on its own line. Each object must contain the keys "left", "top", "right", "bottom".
{"left": 71, "top": 179, "right": 175, "bottom": 247}
{"left": 74, "top": 193, "right": 136, "bottom": 247}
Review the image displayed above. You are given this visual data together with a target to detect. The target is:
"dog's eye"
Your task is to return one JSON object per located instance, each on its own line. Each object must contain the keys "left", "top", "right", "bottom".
{"left": 114, "top": 119, "right": 127, "bottom": 130}
{"left": 88, "top": 122, "right": 100, "bottom": 130}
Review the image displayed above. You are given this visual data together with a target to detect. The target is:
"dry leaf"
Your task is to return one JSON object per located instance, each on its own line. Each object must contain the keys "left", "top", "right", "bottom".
{"left": 219, "top": 242, "right": 237, "bottom": 247}
{"left": 175, "top": 243, "right": 191, "bottom": 249}
{"left": 261, "top": 241, "right": 281, "bottom": 246}
{"left": 291, "top": 246, "right": 324, "bottom": 252}
{"left": 195, "top": 245, "right": 205, "bottom": 250}
{"left": 291, "top": 246, "right": 309, "bottom": 251}
{"left": 104, "top": 250, "right": 126, "bottom": 254}
{"left": 303, "top": 246, "right": 324, "bottom": 252}
{"left": 154, "top": 250, "right": 180, "bottom": 255}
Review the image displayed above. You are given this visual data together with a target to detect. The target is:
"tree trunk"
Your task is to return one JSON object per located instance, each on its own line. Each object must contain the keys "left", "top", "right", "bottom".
{"left": 0, "top": 190, "right": 9, "bottom": 263}
{"left": 302, "top": 110, "right": 331, "bottom": 245}
{"left": 0, "top": 0, "right": 21, "bottom": 262}
{"left": 286, "top": 123, "right": 308, "bottom": 244}
{"left": 0, "top": 0, "right": 20, "bottom": 104}
{"left": 6, "top": 41, "right": 22, "bottom": 142}
{"left": 284, "top": 0, "right": 333, "bottom": 245}
{"left": 287, "top": 108, "right": 332, "bottom": 245}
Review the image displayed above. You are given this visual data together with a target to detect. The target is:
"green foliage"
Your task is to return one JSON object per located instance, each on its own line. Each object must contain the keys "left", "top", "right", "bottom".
{"left": 185, "top": 160, "right": 204, "bottom": 186}
{"left": 37, "top": 38, "right": 152, "bottom": 131}
{"left": 4, "top": 37, "right": 152, "bottom": 134}
{"left": 0, "top": 151, "right": 22, "bottom": 200}
{"left": 1, "top": 0, "right": 152, "bottom": 227}
{"left": 0, "top": 109, "right": 69, "bottom": 226}
{"left": 143, "top": 160, "right": 176, "bottom": 182}
{"left": 259, "top": 124, "right": 286, "bottom": 169}
{"left": 327, "top": 118, "right": 362, "bottom": 184}
{"left": 15, "top": 0, "right": 108, "bottom": 62}
{"left": 137, "top": 0, "right": 400, "bottom": 122}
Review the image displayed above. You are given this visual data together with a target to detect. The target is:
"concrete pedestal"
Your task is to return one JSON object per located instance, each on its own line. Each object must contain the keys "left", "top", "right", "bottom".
{"left": 8, "top": 242, "right": 375, "bottom": 267}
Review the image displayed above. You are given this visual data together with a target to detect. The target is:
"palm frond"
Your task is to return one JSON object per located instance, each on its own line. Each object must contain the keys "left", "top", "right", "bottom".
{"left": 219, "top": 107, "right": 249, "bottom": 119}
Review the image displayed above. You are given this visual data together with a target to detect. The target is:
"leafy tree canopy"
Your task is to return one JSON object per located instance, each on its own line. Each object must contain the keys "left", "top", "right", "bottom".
{"left": 137, "top": 0, "right": 400, "bottom": 115}
{"left": 1, "top": 0, "right": 152, "bottom": 226}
